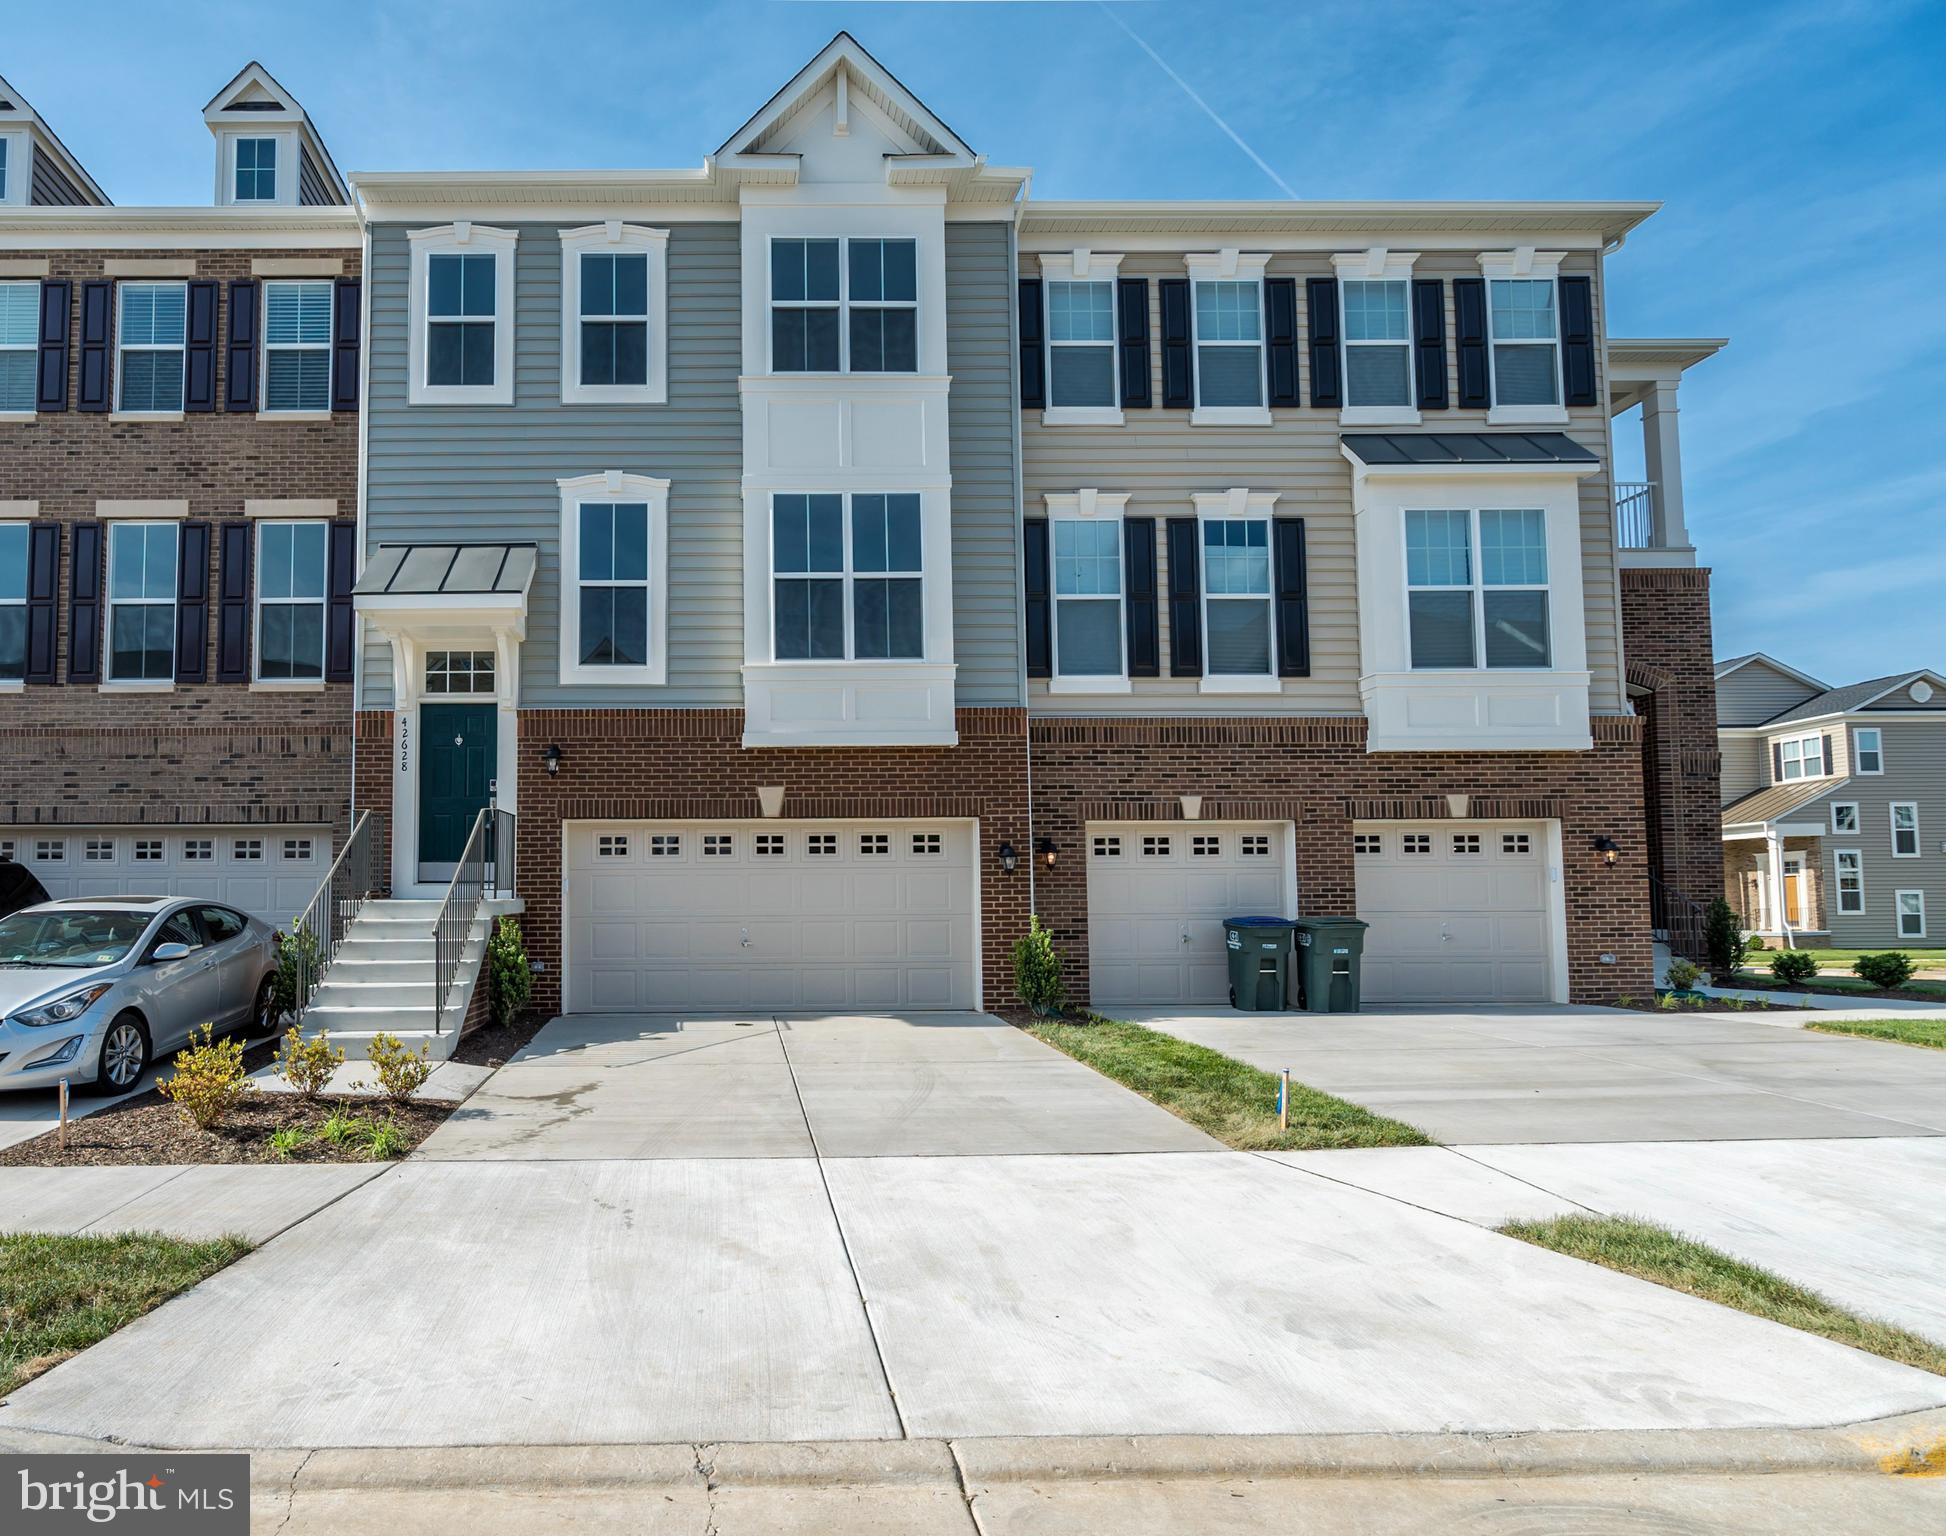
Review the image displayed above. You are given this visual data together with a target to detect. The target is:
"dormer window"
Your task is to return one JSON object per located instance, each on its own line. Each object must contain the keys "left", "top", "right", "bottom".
{"left": 234, "top": 137, "right": 277, "bottom": 201}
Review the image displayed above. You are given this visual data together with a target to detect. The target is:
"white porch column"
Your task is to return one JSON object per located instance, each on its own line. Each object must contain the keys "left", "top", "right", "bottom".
{"left": 1641, "top": 381, "right": 1692, "bottom": 552}
{"left": 1764, "top": 830, "right": 1793, "bottom": 948}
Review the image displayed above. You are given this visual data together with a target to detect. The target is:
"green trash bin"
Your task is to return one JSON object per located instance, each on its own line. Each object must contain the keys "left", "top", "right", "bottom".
{"left": 1222, "top": 917, "right": 1297, "bottom": 1011}
{"left": 1293, "top": 917, "right": 1369, "bottom": 1013}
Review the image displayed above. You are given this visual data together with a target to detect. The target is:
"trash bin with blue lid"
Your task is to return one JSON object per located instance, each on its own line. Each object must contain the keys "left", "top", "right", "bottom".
{"left": 1293, "top": 917, "right": 1369, "bottom": 1013}
{"left": 1222, "top": 916, "right": 1298, "bottom": 1011}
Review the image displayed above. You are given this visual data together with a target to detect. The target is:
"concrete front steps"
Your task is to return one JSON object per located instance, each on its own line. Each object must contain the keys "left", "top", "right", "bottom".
{"left": 298, "top": 897, "right": 522, "bottom": 1061}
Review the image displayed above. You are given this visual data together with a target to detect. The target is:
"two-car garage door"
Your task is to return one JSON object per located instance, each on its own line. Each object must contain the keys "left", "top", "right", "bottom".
{"left": 565, "top": 820, "right": 977, "bottom": 1013}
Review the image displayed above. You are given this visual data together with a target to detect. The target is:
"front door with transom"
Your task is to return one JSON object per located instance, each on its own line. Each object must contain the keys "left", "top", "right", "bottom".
{"left": 419, "top": 701, "right": 497, "bottom": 876}
{"left": 1782, "top": 853, "right": 1809, "bottom": 930}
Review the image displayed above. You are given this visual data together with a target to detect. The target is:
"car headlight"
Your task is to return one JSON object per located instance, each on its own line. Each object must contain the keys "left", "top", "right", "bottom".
{"left": 11, "top": 984, "right": 113, "bottom": 1029}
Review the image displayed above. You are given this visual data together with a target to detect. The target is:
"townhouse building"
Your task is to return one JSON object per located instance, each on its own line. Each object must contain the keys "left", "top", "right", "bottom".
{"left": 0, "top": 65, "right": 363, "bottom": 922}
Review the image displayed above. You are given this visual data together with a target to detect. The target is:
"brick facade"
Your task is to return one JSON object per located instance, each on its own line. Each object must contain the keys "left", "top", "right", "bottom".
{"left": 2, "top": 246, "right": 359, "bottom": 835}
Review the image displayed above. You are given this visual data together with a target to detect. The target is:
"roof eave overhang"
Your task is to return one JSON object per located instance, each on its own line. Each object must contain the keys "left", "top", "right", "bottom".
{"left": 0, "top": 205, "right": 362, "bottom": 247}
{"left": 1018, "top": 200, "right": 1659, "bottom": 247}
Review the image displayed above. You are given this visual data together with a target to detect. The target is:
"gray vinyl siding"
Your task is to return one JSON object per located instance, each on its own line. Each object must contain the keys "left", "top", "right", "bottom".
{"left": 945, "top": 221, "right": 1022, "bottom": 706}
{"left": 298, "top": 146, "right": 335, "bottom": 207}
{"left": 29, "top": 146, "right": 88, "bottom": 206}
{"left": 1720, "top": 733, "right": 1766, "bottom": 804}
{"left": 1819, "top": 720, "right": 1946, "bottom": 948}
{"left": 1715, "top": 659, "right": 1820, "bottom": 726}
{"left": 360, "top": 220, "right": 745, "bottom": 710}
{"left": 1020, "top": 250, "right": 1621, "bottom": 717}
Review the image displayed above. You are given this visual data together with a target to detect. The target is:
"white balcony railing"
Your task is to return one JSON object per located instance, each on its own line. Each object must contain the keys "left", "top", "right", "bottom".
{"left": 1615, "top": 481, "right": 1656, "bottom": 548}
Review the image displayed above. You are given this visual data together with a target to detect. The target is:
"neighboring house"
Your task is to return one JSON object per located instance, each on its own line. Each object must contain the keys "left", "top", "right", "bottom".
{"left": 0, "top": 64, "right": 364, "bottom": 926}
{"left": 1718, "top": 654, "right": 1946, "bottom": 948}
{"left": 349, "top": 32, "right": 1723, "bottom": 1014}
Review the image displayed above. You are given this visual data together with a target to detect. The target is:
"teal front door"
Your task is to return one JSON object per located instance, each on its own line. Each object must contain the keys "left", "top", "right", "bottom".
{"left": 419, "top": 702, "right": 497, "bottom": 865}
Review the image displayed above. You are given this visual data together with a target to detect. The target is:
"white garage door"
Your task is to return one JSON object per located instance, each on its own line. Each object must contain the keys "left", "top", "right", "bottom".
{"left": 565, "top": 820, "right": 977, "bottom": 1013}
{"left": 1354, "top": 822, "right": 1554, "bottom": 1003}
{"left": 1, "top": 826, "right": 329, "bottom": 927}
{"left": 1086, "top": 822, "right": 1294, "bottom": 1007}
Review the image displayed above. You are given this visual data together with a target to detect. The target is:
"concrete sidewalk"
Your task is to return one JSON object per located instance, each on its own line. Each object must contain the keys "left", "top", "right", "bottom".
{"left": 0, "top": 1163, "right": 387, "bottom": 1243}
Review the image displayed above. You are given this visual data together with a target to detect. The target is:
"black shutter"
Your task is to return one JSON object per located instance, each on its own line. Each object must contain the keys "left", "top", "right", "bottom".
{"left": 1772, "top": 742, "right": 1784, "bottom": 782}
{"left": 1305, "top": 277, "right": 1340, "bottom": 408}
{"left": 327, "top": 520, "right": 357, "bottom": 682}
{"left": 24, "top": 522, "right": 60, "bottom": 684}
{"left": 216, "top": 521, "right": 254, "bottom": 683}
{"left": 183, "top": 280, "right": 219, "bottom": 413}
{"left": 1411, "top": 278, "right": 1449, "bottom": 410}
{"left": 67, "top": 521, "right": 103, "bottom": 682}
{"left": 1158, "top": 278, "right": 1192, "bottom": 409}
{"left": 332, "top": 277, "right": 362, "bottom": 411}
{"left": 76, "top": 281, "right": 113, "bottom": 413}
{"left": 174, "top": 520, "right": 211, "bottom": 683}
{"left": 1821, "top": 733, "right": 1835, "bottom": 778}
{"left": 1117, "top": 277, "right": 1152, "bottom": 409}
{"left": 1022, "top": 518, "right": 1051, "bottom": 678}
{"left": 1559, "top": 274, "right": 1597, "bottom": 407}
{"left": 1274, "top": 519, "right": 1310, "bottom": 678}
{"left": 225, "top": 281, "right": 259, "bottom": 413}
{"left": 1265, "top": 277, "right": 1301, "bottom": 408}
{"left": 1165, "top": 516, "right": 1201, "bottom": 677}
{"left": 1454, "top": 278, "right": 1489, "bottom": 409}
{"left": 1123, "top": 517, "right": 1159, "bottom": 678}
{"left": 1017, "top": 278, "right": 1045, "bottom": 410}
{"left": 36, "top": 280, "right": 71, "bottom": 412}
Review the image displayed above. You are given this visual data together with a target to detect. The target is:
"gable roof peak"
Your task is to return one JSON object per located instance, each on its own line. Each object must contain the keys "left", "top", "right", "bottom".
{"left": 717, "top": 31, "right": 975, "bottom": 166}
{"left": 0, "top": 69, "right": 111, "bottom": 204}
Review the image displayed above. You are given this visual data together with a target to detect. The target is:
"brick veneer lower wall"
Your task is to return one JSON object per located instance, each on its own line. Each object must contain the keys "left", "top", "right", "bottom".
{"left": 1027, "top": 714, "right": 1653, "bottom": 1006}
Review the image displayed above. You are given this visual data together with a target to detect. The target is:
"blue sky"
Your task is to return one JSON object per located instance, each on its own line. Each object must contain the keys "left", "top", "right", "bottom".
{"left": 11, "top": 0, "right": 1942, "bottom": 682}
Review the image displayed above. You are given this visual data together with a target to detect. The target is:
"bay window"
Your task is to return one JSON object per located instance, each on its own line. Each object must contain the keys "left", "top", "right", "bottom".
{"left": 1201, "top": 517, "right": 1272, "bottom": 677}
{"left": 106, "top": 521, "right": 177, "bottom": 682}
{"left": 770, "top": 237, "right": 916, "bottom": 374}
{"left": 1406, "top": 508, "right": 1551, "bottom": 670}
{"left": 1052, "top": 518, "right": 1124, "bottom": 680}
{"left": 254, "top": 521, "right": 327, "bottom": 680}
{"left": 771, "top": 493, "right": 922, "bottom": 662}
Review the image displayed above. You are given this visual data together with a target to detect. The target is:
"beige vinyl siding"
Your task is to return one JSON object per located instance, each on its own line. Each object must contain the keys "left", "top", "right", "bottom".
{"left": 360, "top": 220, "right": 745, "bottom": 710}
{"left": 1720, "top": 732, "right": 1766, "bottom": 804}
{"left": 1762, "top": 723, "right": 1847, "bottom": 784}
{"left": 1715, "top": 659, "right": 1821, "bottom": 726}
{"left": 1822, "top": 720, "right": 1946, "bottom": 948}
{"left": 1020, "top": 249, "right": 1621, "bottom": 717}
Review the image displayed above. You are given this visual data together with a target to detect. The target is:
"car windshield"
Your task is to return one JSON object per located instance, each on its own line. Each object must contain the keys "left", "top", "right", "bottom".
{"left": 0, "top": 910, "right": 155, "bottom": 968}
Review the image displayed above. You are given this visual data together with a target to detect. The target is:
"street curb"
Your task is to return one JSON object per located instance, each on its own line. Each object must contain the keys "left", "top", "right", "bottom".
{"left": 3, "top": 1411, "right": 1940, "bottom": 1487}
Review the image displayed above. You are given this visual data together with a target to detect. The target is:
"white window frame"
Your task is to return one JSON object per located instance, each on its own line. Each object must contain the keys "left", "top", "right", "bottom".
{"left": 408, "top": 223, "right": 518, "bottom": 406}
{"left": 1403, "top": 506, "right": 1554, "bottom": 673}
{"left": 214, "top": 129, "right": 296, "bottom": 208}
{"left": 557, "top": 471, "right": 670, "bottom": 687}
{"left": 1834, "top": 849, "right": 1864, "bottom": 915}
{"left": 1333, "top": 249, "right": 1420, "bottom": 427}
{"left": 0, "top": 279, "right": 37, "bottom": 417}
{"left": 260, "top": 279, "right": 334, "bottom": 417}
{"left": 1192, "top": 488, "right": 1280, "bottom": 695}
{"left": 253, "top": 519, "right": 329, "bottom": 684}
{"left": 1853, "top": 726, "right": 1884, "bottom": 774}
{"left": 767, "top": 491, "right": 926, "bottom": 664}
{"left": 559, "top": 223, "right": 669, "bottom": 406}
{"left": 1038, "top": 251, "right": 1124, "bottom": 427}
{"left": 1831, "top": 801, "right": 1860, "bottom": 836}
{"left": 231, "top": 135, "right": 279, "bottom": 203}
{"left": 1479, "top": 249, "right": 1569, "bottom": 427}
{"left": 0, "top": 133, "right": 21, "bottom": 208}
{"left": 1043, "top": 490, "right": 1130, "bottom": 693}
{"left": 1776, "top": 733, "right": 1827, "bottom": 782}
{"left": 103, "top": 519, "right": 178, "bottom": 687}
{"left": 1891, "top": 801, "right": 1921, "bottom": 859}
{"left": 1896, "top": 889, "right": 1927, "bottom": 940}
{"left": 114, "top": 280, "right": 188, "bottom": 417}
{"left": 1184, "top": 251, "right": 1271, "bottom": 427}
{"left": 0, "top": 517, "right": 27, "bottom": 685}
{"left": 765, "top": 235, "right": 919, "bottom": 377}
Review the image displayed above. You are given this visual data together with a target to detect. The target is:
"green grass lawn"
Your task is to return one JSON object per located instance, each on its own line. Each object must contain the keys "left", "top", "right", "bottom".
{"left": 1807, "top": 1018, "right": 1946, "bottom": 1051}
{"left": 1748, "top": 947, "right": 1946, "bottom": 970}
{"left": 1734, "top": 968, "right": 1946, "bottom": 999}
{"left": 1501, "top": 1215, "right": 1946, "bottom": 1376}
{"left": 1026, "top": 1014, "right": 1430, "bottom": 1151}
{"left": 0, "top": 1232, "right": 252, "bottom": 1396}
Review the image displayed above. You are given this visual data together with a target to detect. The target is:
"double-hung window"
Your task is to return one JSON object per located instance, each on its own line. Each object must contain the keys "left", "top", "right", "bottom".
{"left": 1405, "top": 508, "right": 1551, "bottom": 670}
{"left": 0, "top": 281, "right": 36, "bottom": 412}
{"left": 578, "top": 253, "right": 647, "bottom": 388}
{"left": 1897, "top": 890, "right": 1927, "bottom": 939}
{"left": 559, "top": 224, "right": 667, "bottom": 404}
{"left": 1052, "top": 518, "right": 1124, "bottom": 681}
{"left": 1487, "top": 278, "right": 1561, "bottom": 410}
{"left": 255, "top": 522, "right": 326, "bottom": 680}
{"left": 1834, "top": 850, "right": 1864, "bottom": 915}
{"left": 1777, "top": 735, "right": 1825, "bottom": 782}
{"left": 1341, "top": 279, "right": 1411, "bottom": 409}
{"left": 771, "top": 493, "right": 922, "bottom": 662}
{"left": 262, "top": 281, "right": 333, "bottom": 413}
{"left": 412, "top": 225, "right": 517, "bottom": 404}
{"left": 1891, "top": 803, "right": 1920, "bottom": 858}
{"left": 769, "top": 237, "right": 917, "bottom": 374}
{"left": 1201, "top": 517, "right": 1272, "bottom": 677}
{"left": 1191, "top": 278, "right": 1265, "bottom": 412}
{"left": 0, "top": 520, "right": 26, "bottom": 680}
{"left": 106, "top": 521, "right": 177, "bottom": 682}
{"left": 234, "top": 137, "right": 277, "bottom": 202}
{"left": 116, "top": 282, "right": 187, "bottom": 413}
{"left": 1853, "top": 727, "right": 1884, "bottom": 773}
{"left": 1047, "top": 280, "right": 1117, "bottom": 409}
{"left": 0, "top": 139, "right": 8, "bottom": 203}
{"left": 557, "top": 471, "right": 668, "bottom": 685}
{"left": 847, "top": 239, "right": 917, "bottom": 373}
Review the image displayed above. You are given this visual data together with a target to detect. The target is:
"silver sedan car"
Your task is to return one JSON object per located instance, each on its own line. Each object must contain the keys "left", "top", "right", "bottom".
{"left": 0, "top": 897, "right": 280, "bottom": 1094}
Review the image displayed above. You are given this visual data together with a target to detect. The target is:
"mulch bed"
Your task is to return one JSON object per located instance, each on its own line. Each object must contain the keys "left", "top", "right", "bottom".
{"left": 448, "top": 1008, "right": 550, "bottom": 1068}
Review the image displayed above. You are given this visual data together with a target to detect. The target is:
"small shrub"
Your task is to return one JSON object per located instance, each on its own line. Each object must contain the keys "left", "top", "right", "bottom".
{"left": 1724, "top": 995, "right": 1746, "bottom": 1011}
{"left": 1665, "top": 957, "right": 1702, "bottom": 991}
{"left": 1012, "top": 915, "right": 1068, "bottom": 1017}
{"left": 1854, "top": 952, "right": 1916, "bottom": 990}
{"left": 1613, "top": 993, "right": 1636, "bottom": 1009}
{"left": 156, "top": 1024, "right": 253, "bottom": 1132}
{"left": 367, "top": 1032, "right": 433, "bottom": 1103}
{"left": 1705, "top": 898, "right": 1747, "bottom": 978}
{"left": 268, "top": 924, "right": 322, "bottom": 1027}
{"left": 272, "top": 1026, "right": 343, "bottom": 1102}
{"left": 1746, "top": 934, "right": 1768, "bottom": 952}
{"left": 487, "top": 916, "right": 533, "bottom": 1029}
{"left": 366, "top": 1118, "right": 409, "bottom": 1160}
{"left": 1769, "top": 949, "right": 1819, "bottom": 985}
{"left": 319, "top": 1109, "right": 364, "bottom": 1146}
{"left": 266, "top": 1125, "right": 310, "bottom": 1160}
{"left": 1656, "top": 991, "right": 1680, "bottom": 1010}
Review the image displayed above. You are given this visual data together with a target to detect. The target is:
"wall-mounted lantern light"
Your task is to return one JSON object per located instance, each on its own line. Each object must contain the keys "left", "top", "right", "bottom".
{"left": 997, "top": 842, "right": 1019, "bottom": 875}
{"left": 1593, "top": 836, "right": 1620, "bottom": 867}
{"left": 1036, "top": 837, "right": 1059, "bottom": 872}
{"left": 542, "top": 743, "right": 563, "bottom": 777}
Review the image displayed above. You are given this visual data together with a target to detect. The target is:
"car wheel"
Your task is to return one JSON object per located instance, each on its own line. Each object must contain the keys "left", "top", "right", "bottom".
{"left": 250, "top": 974, "right": 278, "bottom": 1039}
{"left": 90, "top": 1013, "right": 151, "bottom": 1095}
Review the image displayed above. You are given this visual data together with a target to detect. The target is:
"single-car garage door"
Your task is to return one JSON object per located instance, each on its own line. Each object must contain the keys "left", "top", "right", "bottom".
{"left": 1086, "top": 822, "right": 1295, "bottom": 1007}
{"left": 565, "top": 820, "right": 977, "bottom": 1013}
{"left": 1354, "top": 822, "right": 1555, "bottom": 1003}
{"left": 1, "top": 827, "right": 329, "bottom": 927}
